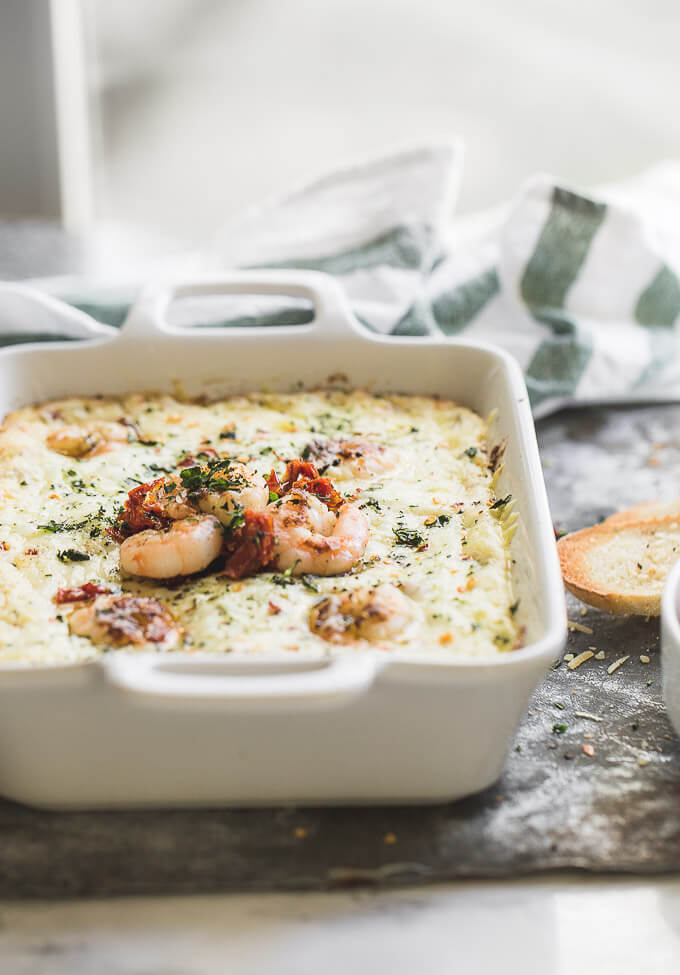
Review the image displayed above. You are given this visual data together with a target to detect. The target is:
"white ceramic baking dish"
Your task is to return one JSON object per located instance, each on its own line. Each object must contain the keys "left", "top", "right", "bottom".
{"left": 661, "top": 560, "right": 680, "bottom": 740}
{"left": 0, "top": 271, "right": 565, "bottom": 808}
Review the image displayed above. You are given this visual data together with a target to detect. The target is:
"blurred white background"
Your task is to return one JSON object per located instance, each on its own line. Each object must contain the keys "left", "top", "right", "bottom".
{"left": 83, "top": 0, "right": 680, "bottom": 240}
{"left": 2, "top": 0, "right": 680, "bottom": 243}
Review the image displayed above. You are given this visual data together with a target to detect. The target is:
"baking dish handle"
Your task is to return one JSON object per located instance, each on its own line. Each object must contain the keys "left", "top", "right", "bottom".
{"left": 120, "top": 270, "right": 361, "bottom": 341}
{"left": 102, "top": 652, "right": 382, "bottom": 710}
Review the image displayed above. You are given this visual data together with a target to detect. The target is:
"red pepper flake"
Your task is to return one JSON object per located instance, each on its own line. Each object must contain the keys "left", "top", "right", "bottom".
{"left": 0, "top": 541, "right": 9, "bottom": 551}
{"left": 24, "top": 548, "right": 38, "bottom": 556}
{"left": 582, "top": 744, "right": 595, "bottom": 757}
{"left": 268, "top": 601, "right": 282, "bottom": 615}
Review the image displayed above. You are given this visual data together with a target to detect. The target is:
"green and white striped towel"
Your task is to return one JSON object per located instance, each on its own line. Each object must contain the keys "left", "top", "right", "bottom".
{"left": 8, "top": 142, "right": 680, "bottom": 418}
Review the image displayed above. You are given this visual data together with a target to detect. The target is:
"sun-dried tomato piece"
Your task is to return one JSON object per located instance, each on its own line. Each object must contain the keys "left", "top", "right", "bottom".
{"left": 55, "top": 582, "right": 112, "bottom": 605}
{"left": 295, "top": 476, "right": 344, "bottom": 512}
{"left": 266, "top": 468, "right": 284, "bottom": 496}
{"left": 282, "top": 460, "right": 319, "bottom": 488}
{"left": 110, "top": 478, "right": 172, "bottom": 540}
{"left": 267, "top": 460, "right": 321, "bottom": 496}
{"left": 221, "top": 510, "right": 275, "bottom": 579}
{"left": 266, "top": 460, "right": 343, "bottom": 510}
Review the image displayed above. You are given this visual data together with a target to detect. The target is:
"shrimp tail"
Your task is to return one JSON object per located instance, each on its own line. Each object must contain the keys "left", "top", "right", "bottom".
{"left": 220, "top": 510, "right": 275, "bottom": 579}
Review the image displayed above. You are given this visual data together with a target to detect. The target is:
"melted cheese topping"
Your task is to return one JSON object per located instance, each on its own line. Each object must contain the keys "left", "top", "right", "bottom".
{"left": 0, "top": 391, "right": 519, "bottom": 664}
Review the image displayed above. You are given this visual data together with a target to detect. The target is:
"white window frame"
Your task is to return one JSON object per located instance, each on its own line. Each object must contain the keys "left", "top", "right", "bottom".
{"left": 0, "top": 0, "right": 93, "bottom": 229}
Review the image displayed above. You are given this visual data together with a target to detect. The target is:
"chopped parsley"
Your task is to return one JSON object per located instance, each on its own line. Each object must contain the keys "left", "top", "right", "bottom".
{"left": 392, "top": 526, "right": 425, "bottom": 548}
{"left": 180, "top": 458, "right": 248, "bottom": 496}
{"left": 57, "top": 549, "right": 90, "bottom": 563}
{"left": 360, "top": 497, "right": 381, "bottom": 512}
{"left": 552, "top": 723, "right": 568, "bottom": 735}
{"left": 426, "top": 514, "right": 450, "bottom": 528}
{"left": 39, "top": 518, "right": 88, "bottom": 533}
{"left": 464, "top": 446, "right": 477, "bottom": 458}
{"left": 272, "top": 566, "right": 298, "bottom": 587}
{"left": 222, "top": 506, "right": 245, "bottom": 537}
{"left": 490, "top": 494, "right": 512, "bottom": 510}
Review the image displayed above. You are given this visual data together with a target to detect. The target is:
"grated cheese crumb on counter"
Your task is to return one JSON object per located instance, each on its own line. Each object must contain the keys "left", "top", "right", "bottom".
{"left": 567, "top": 619, "right": 594, "bottom": 634}
{"left": 567, "top": 649, "right": 594, "bottom": 670}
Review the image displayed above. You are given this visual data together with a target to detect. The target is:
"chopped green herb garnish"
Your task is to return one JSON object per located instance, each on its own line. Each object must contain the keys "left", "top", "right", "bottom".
{"left": 360, "top": 497, "right": 381, "bottom": 512}
{"left": 464, "top": 447, "right": 477, "bottom": 458}
{"left": 426, "top": 514, "right": 450, "bottom": 528}
{"left": 39, "top": 518, "right": 88, "bottom": 533}
{"left": 269, "top": 491, "right": 280, "bottom": 502}
{"left": 552, "top": 723, "right": 568, "bottom": 735}
{"left": 490, "top": 495, "right": 512, "bottom": 510}
{"left": 392, "top": 526, "right": 425, "bottom": 548}
{"left": 300, "top": 574, "right": 319, "bottom": 592}
{"left": 57, "top": 549, "right": 90, "bottom": 563}
{"left": 222, "top": 506, "right": 245, "bottom": 537}
{"left": 180, "top": 458, "right": 248, "bottom": 495}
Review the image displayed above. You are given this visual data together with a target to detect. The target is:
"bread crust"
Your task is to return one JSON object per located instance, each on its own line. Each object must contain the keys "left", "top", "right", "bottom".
{"left": 558, "top": 506, "right": 680, "bottom": 616}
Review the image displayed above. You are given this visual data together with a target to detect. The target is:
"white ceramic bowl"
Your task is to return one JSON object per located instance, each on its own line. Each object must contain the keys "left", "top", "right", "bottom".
{"left": 661, "top": 559, "right": 680, "bottom": 738}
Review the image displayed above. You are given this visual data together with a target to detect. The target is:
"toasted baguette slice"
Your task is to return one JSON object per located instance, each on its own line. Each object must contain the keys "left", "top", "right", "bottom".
{"left": 603, "top": 499, "right": 680, "bottom": 528}
{"left": 558, "top": 510, "right": 680, "bottom": 615}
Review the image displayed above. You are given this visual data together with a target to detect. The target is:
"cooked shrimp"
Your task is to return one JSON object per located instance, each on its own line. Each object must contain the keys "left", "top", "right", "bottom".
{"left": 302, "top": 438, "right": 396, "bottom": 479}
{"left": 119, "top": 515, "right": 223, "bottom": 579}
{"left": 195, "top": 462, "right": 268, "bottom": 526}
{"left": 309, "top": 583, "right": 418, "bottom": 643}
{"left": 269, "top": 488, "right": 368, "bottom": 575}
{"left": 153, "top": 476, "right": 196, "bottom": 520}
{"left": 46, "top": 421, "right": 130, "bottom": 458}
{"left": 69, "top": 594, "right": 182, "bottom": 648}
{"left": 113, "top": 477, "right": 194, "bottom": 539}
